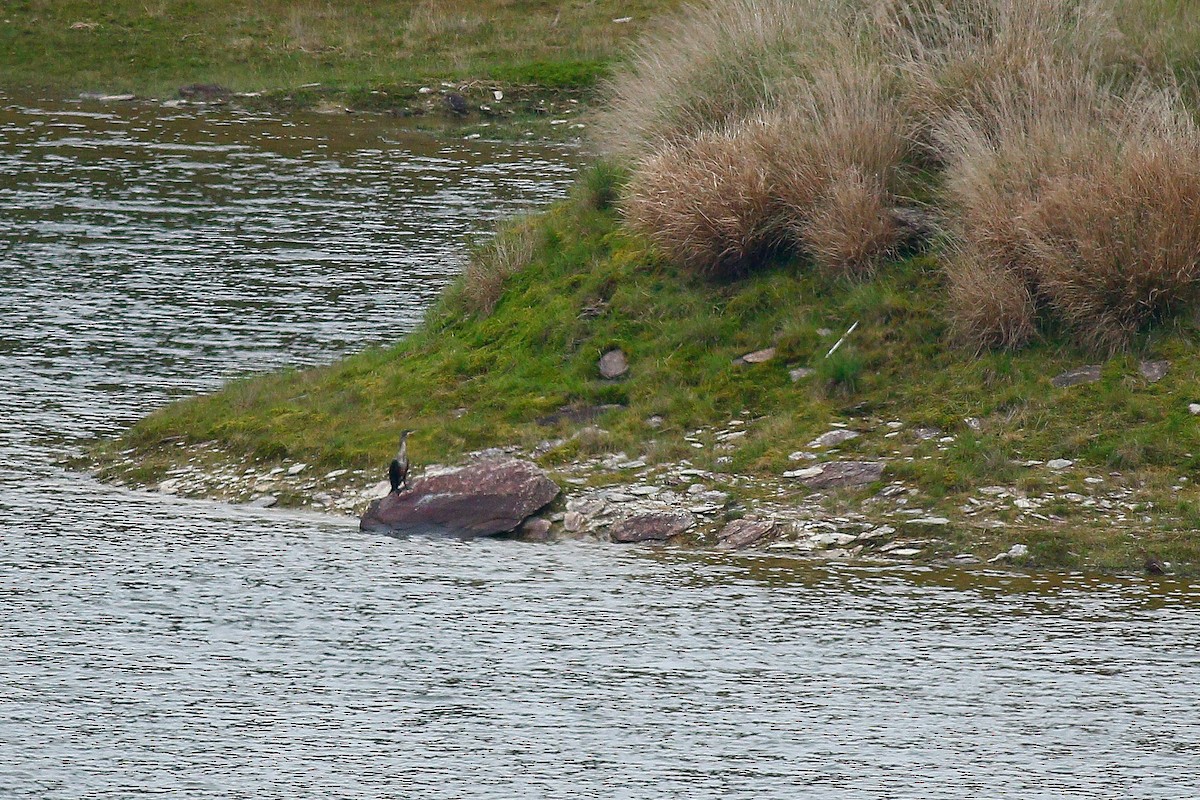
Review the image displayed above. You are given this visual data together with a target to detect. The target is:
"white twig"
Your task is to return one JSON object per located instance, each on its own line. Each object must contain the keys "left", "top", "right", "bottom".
{"left": 825, "top": 320, "right": 859, "bottom": 358}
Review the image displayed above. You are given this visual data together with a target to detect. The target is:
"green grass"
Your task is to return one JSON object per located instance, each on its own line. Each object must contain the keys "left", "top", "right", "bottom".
{"left": 1, "top": 0, "right": 679, "bottom": 99}
{"left": 93, "top": 172, "right": 1200, "bottom": 574}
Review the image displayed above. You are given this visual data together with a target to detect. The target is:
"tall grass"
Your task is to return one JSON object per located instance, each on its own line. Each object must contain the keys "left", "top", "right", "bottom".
{"left": 603, "top": 0, "right": 1200, "bottom": 349}
{"left": 939, "top": 74, "right": 1200, "bottom": 349}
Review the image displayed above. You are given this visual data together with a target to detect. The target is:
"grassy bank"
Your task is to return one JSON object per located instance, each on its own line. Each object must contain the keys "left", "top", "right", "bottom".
{"left": 86, "top": 0, "right": 1200, "bottom": 575}
{"left": 93, "top": 168, "right": 1200, "bottom": 574}
{"left": 1, "top": 0, "right": 679, "bottom": 123}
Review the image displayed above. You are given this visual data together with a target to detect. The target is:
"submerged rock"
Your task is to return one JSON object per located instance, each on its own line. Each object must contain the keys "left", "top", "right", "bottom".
{"left": 360, "top": 459, "right": 559, "bottom": 537}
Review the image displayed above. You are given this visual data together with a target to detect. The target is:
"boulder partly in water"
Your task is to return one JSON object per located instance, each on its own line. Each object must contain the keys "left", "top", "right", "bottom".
{"left": 360, "top": 459, "right": 559, "bottom": 538}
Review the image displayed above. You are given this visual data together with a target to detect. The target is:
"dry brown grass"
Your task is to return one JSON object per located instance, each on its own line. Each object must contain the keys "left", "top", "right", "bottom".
{"left": 939, "top": 72, "right": 1200, "bottom": 350}
{"left": 803, "top": 168, "right": 901, "bottom": 277}
{"left": 460, "top": 215, "right": 541, "bottom": 315}
{"left": 621, "top": 126, "right": 779, "bottom": 279}
{"left": 594, "top": 0, "right": 850, "bottom": 159}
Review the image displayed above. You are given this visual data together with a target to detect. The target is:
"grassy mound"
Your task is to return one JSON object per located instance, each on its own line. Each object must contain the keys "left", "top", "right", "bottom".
{"left": 98, "top": 170, "right": 1200, "bottom": 572}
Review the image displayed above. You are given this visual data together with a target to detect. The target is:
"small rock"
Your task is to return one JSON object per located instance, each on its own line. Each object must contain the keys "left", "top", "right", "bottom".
{"left": 783, "top": 466, "right": 826, "bottom": 480}
{"left": 287, "top": 463, "right": 307, "bottom": 475}
{"left": 246, "top": 495, "right": 277, "bottom": 508}
{"left": 563, "top": 511, "right": 585, "bottom": 532}
{"left": 906, "top": 516, "right": 950, "bottom": 526}
{"left": 1051, "top": 365, "right": 1102, "bottom": 388}
{"left": 444, "top": 92, "right": 469, "bottom": 116}
{"left": 736, "top": 347, "right": 776, "bottom": 365}
{"left": 988, "top": 543, "right": 1029, "bottom": 563}
{"left": 889, "top": 548, "right": 923, "bottom": 557}
{"left": 519, "top": 518, "right": 552, "bottom": 541}
{"left": 1190, "top": 404, "right": 1200, "bottom": 416}
{"left": 599, "top": 348, "right": 629, "bottom": 379}
{"left": 964, "top": 417, "right": 983, "bottom": 432}
{"left": 610, "top": 512, "right": 695, "bottom": 543}
{"left": 1047, "top": 458, "right": 1074, "bottom": 470}
{"left": 629, "top": 485, "right": 659, "bottom": 497}
{"left": 646, "top": 415, "right": 664, "bottom": 429}
{"left": 789, "top": 367, "right": 814, "bottom": 382}
{"left": 788, "top": 451, "right": 817, "bottom": 461}
{"left": 810, "top": 429, "right": 860, "bottom": 448}
{"left": 913, "top": 427, "right": 942, "bottom": 440}
{"left": 717, "top": 519, "right": 778, "bottom": 549}
{"left": 791, "top": 461, "right": 884, "bottom": 489}
{"left": 1139, "top": 360, "right": 1169, "bottom": 383}
{"left": 324, "top": 469, "right": 348, "bottom": 479}
{"left": 817, "top": 328, "right": 833, "bottom": 337}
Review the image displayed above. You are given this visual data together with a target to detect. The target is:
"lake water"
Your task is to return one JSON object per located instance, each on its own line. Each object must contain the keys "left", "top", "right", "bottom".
{"left": 2, "top": 97, "right": 1199, "bottom": 798}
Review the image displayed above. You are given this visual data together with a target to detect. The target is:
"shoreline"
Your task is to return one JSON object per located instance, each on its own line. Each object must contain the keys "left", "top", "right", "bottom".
{"left": 87, "top": 413, "right": 1181, "bottom": 576}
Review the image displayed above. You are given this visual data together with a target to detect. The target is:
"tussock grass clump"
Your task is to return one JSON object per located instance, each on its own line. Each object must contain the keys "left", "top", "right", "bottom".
{"left": 594, "top": 0, "right": 846, "bottom": 159}
{"left": 622, "top": 64, "right": 909, "bottom": 279}
{"left": 940, "top": 74, "right": 1200, "bottom": 350}
{"left": 621, "top": 125, "right": 778, "bottom": 279}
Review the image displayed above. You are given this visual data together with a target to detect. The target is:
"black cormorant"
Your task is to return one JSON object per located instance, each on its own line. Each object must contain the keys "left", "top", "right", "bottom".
{"left": 389, "top": 429, "right": 415, "bottom": 494}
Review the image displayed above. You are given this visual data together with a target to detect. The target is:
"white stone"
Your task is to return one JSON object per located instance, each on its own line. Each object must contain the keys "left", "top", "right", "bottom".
{"left": 906, "top": 516, "right": 950, "bottom": 526}
{"left": 886, "top": 421, "right": 904, "bottom": 429}
{"left": 629, "top": 485, "right": 659, "bottom": 497}
{"left": 324, "top": 468, "right": 348, "bottom": 479}
{"left": 1190, "top": 403, "right": 1200, "bottom": 415}
{"left": 783, "top": 466, "right": 826, "bottom": 480}
{"left": 810, "top": 429, "right": 860, "bottom": 448}
{"left": 1047, "top": 458, "right": 1074, "bottom": 470}
{"left": 287, "top": 463, "right": 307, "bottom": 475}
{"left": 889, "top": 548, "right": 923, "bottom": 557}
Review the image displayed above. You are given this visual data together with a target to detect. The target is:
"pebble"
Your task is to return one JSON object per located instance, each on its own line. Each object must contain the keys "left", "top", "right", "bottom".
{"left": 1190, "top": 404, "right": 1200, "bottom": 415}
{"left": 324, "top": 469, "right": 348, "bottom": 478}
{"left": 783, "top": 466, "right": 825, "bottom": 480}
{"left": 246, "top": 495, "right": 277, "bottom": 508}
{"left": 906, "top": 516, "right": 950, "bottom": 526}
{"left": 810, "top": 429, "right": 860, "bottom": 448}
{"left": 1047, "top": 458, "right": 1074, "bottom": 470}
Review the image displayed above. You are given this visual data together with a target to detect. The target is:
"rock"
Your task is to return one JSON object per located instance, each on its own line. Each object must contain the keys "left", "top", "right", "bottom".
{"left": 789, "top": 367, "right": 814, "bottom": 382}
{"left": 905, "top": 516, "right": 950, "bottom": 527}
{"left": 179, "top": 83, "right": 231, "bottom": 101}
{"left": 246, "top": 495, "right": 277, "bottom": 508}
{"left": 809, "top": 429, "right": 860, "bottom": 448}
{"left": 1190, "top": 404, "right": 1200, "bottom": 416}
{"left": 735, "top": 347, "right": 776, "bottom": 365}
{"left": 444, "top": 92, "right": 469, "bottom": 116}
{"left": 610, "top": 512, "right": 695, "bottom": 543}
{"left": 717, "top": 520, "right": 778, "bottom": 549}
{"left": 791, "top": 461, "right": 884, "bottom": 489}
{"left": 360, "top": 459, "right": 559, "bottom": 537}
{"left": 1139, "top": 360, "right": 1169, "bottom": 383}
{"left": 287, "top": 462, "right": 307, "bottom": 475}
{"left": 519, "top": 518, "right": 552, "bottom": 541}
{"left": 1047, "top": 458, "right": 1074, "bottom": 470}
{"left": 1051, "top": 365, "right": 1102, "bottom": 388}
{"left": 599, "top": 348, "right": 629, "bottom": 379}
{"left": 562, "top": 511, "right": 585, "bottom": 532}
{"left": 988, "top": 543, "right": 1029, "bottom": 563}
{"left": 913, "top": 427, "right": 942, "bottom": 440}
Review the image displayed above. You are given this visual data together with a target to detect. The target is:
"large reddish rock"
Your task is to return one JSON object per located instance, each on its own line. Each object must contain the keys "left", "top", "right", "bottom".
{"left": 360, "top": 459, "right": 559, "bottom": 537}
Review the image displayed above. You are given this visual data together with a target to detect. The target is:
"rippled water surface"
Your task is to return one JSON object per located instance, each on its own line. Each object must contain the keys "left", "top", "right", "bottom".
{"left": 2, "top": 99, "right": 1200, "bottom": 798}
